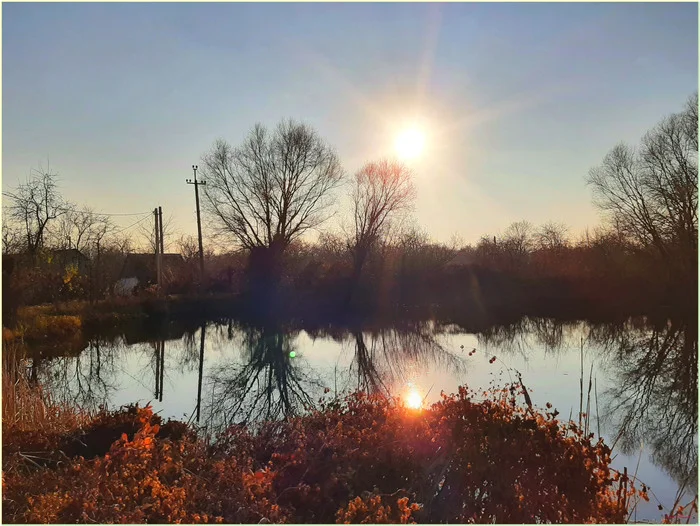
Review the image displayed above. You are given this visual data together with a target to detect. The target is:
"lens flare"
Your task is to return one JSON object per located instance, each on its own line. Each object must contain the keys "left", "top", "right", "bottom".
{"left": 405, "top": 389, "right": 423, "bottom": 409}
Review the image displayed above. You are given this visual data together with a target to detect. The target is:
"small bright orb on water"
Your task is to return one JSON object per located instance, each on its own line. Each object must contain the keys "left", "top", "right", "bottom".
{"left": 289, "top": 351, "right": 296, "bottom": 358}
{"left": 394, "top": 127, "right": 426, "bottom": 160}
{"left": 405, "top": 389, "right": 423, "bottom": 409}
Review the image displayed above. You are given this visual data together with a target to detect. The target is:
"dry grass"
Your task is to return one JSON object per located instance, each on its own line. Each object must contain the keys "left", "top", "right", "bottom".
{"left": 12, "top": 314, "right": 82, "bottom": 344}
{"left": 2, "top": 340, "right": 89, "bottom": 435}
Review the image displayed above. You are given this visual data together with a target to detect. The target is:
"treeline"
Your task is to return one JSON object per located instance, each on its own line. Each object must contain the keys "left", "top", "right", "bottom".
{"left": 241, "top": 218, "right": 692, "bottom": 323}
{"left": 3, "top": 93, "right": 696, "bottom": 323}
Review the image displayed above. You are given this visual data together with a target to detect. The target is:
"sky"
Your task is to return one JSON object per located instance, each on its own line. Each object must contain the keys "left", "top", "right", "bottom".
{"left": 3, "top": 2, "right": 698, "bottom": 249}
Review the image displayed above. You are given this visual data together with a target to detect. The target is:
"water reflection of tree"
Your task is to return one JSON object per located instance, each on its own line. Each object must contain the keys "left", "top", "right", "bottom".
{"left": 39, "top": 340, "right": 118, "bottom": 413}
{"left": 351, "top": 332, "right": 388, "bottom": 394}
{"left": 471, "top": 315, "right": 698, "bottom": 491}
{"left": 204, "top": 325, "right": 320, "bottom": 432}
{"left": 349, "top": 323, "right": 467, "bottom": 396}
{"left": 477, "top": 317, "right": 578, "bottom": 357}
{"left": 601, "top": 319, "right": 698, "bottom": 489}
{"left": 179, "top": 329, "right": 202, "bottom": 372}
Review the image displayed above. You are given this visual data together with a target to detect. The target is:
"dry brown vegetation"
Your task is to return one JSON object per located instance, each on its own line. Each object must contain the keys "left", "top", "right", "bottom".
{"left": 5, "top": 362, "right": 683, "bottom": 524}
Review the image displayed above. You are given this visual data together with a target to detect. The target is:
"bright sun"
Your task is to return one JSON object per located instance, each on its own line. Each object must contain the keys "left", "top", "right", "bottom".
{"left": 394, "top": 127, "right": 426, "bottom": 160}
{"left": 405, "top": 389, "right": 423, "bottom": 409}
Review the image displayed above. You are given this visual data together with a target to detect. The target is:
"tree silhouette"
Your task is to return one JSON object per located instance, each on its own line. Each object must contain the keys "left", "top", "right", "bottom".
{"left": 587, "top": 93, "right": 698, "bottom": 291}
{"left": 201, "top": 120, "right": 343, "bottom": 255}
{"left": 347, "top": 159, "right": 416, "bottom": 303}
{"left": 4, "top": 165, "right": 66, "bottom": 256}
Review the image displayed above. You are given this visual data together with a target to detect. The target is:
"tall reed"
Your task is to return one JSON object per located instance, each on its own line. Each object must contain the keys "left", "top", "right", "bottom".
{"left": 2, "top": 340, "right": 88, "bottom": 434}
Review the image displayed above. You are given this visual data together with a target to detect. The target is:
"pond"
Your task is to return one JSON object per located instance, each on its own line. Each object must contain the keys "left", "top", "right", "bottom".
{"left": 26, "top": 315, "right": 697, "bottom": 523}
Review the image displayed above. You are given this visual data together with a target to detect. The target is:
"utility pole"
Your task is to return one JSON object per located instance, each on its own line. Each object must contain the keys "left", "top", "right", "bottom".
{"left": 186, "top": 165, "right": 206, "bottom": 286}
{"left": 95, "top": 239, "right": 101, "bottom": 303}
{"left": 154, "top": 208, "right": 161, "bottom": 291}
{"left": 158, "top": 206, "right": 164, "bottom": 292}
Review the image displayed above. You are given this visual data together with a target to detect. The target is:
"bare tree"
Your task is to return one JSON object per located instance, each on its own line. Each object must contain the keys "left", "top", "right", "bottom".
{"left": 136, "top": 212, "right": 176, "bottom": 253}
{"left": 3, "top": 166, "right": 66, "bottom": 256}
{"left": 396, "top": 225, "right": 429, "bottom": 253}
{"left": 201, "top": 120, "right": 344, "bottom": 258}
{"left": 2, "top": 210, "right": 24, "bottom": 254}
{"left": 103, "top": 233, "right": 134, "bottom": 255}
{"left": 177, "top": 234, "right": 200, "bottom": 261}
{"left": 348, "top": 159, "right": 416, "bottom": 285}
{"left": 534, "top": 221, "right": 569, "bottom": 251}
{"left": 50, "top": 206, "right": 113, "bottom": 256}
{"left": 448, "top": 232, "right": 466, "bottom": 251}
{"left": 502, "top": 221, "right": 534, "bottom": 256}
{"left": 316, "top": 231, "right": 347, "bottom": 261}
{"left": 587, "top": 92, "right": 698, "bottom": 280}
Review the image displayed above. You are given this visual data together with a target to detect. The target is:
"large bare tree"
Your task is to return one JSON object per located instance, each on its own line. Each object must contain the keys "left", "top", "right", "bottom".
{"left": 348, "top": 159, "right": 416, "bottom": 283}
{"left": 200, "top": 120, "right": 344, "bottom": 256}
{"left": 587, "top": 93, "right": 698, "bottom": 281}
{"left": 3, "top": 166, "right": 66, "bottom": 256}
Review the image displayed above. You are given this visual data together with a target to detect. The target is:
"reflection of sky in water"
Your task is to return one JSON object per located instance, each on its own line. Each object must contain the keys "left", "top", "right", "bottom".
{"left": 37, "top": 319, "right": 696, "bottom": 523}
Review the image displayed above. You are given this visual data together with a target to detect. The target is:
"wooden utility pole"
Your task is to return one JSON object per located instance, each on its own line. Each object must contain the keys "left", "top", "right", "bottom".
{"left": 95, "top": 239, "right": 101, "bottom": 302}
{"left": 154, "top": 208, "right": 161, "bottom": 290}
{"left": 158, "top": 206, "right": 164, "bottom": 291}
{"left": 186, "top": 165, "right": 206, "bottom": 286}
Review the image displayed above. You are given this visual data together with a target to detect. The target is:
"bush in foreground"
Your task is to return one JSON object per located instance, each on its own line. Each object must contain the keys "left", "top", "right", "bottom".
{"left": 3, "top": 386, "right": 649, "bottom": 523}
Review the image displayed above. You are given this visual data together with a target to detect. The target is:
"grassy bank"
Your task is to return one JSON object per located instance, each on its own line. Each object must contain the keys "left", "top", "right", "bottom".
{"left": 11, "top": 293, "right": 245, "bottom": 340}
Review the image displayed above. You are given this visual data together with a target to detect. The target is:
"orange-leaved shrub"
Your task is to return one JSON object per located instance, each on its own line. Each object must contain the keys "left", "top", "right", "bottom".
{"left": 3, "top": 385, "right": 636, "bottom": 523}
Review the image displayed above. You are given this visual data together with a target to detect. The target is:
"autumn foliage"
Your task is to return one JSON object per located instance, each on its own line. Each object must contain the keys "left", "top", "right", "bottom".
{"left": 3, "top": 385, "right": 652, "bottom": 523}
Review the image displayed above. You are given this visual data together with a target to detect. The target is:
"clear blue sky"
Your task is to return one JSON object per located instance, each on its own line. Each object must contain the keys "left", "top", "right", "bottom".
{"left": 3, "top": 2, "right": 697, "bottom": 247}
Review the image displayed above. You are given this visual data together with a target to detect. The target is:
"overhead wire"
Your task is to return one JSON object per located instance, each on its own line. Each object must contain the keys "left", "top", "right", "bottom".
{"left": 55, "top": 205, "right": 153, "bottom": 218}
{"left": 93, "top": 211, "right": 154, "bottom": 217}
{"left": 111, "top": 214, "right": 153, "bottom": 235}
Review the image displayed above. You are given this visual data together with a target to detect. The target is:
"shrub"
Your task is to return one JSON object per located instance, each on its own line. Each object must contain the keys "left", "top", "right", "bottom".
{"left": 3, "top": 386, "right": 644, "bottom": 524}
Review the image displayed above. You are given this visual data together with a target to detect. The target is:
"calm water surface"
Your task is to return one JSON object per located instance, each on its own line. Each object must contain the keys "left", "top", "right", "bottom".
{"left": 29, "top": 316, "right": 697, "bottom": 523}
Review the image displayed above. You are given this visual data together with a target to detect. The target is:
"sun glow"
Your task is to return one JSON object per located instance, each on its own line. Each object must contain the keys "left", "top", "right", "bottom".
{"left": 405, "top": 389, "right": 423, "bottom": 410}
{"left": 394, "top": 127, "right": 426, "bottom": 160}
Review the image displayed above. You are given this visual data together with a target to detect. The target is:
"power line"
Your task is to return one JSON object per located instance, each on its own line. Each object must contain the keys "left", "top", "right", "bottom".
{"left": 2, "top": 192, "right": 151, "bottom": 218}
{"left": 93, "top": 211, "right": 153, "bottom": 217}
{"left": 56, "top": 206, "right": 152, "bottom": 218}
{"left": 112, "top": 214, "right": 152, "bottom": 235}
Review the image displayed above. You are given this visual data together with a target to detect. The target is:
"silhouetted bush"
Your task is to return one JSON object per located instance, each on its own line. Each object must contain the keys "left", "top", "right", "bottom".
{"left": 3, "top": 387, "right": 651, "bottom": 524}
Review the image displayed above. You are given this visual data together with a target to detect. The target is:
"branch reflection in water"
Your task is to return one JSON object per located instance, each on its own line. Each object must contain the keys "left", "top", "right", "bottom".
{"left": 348, "top": 322, "right": 467, "bottom": 400}
{"left": 198, "top": 320, "right": 467, "bottom": 433}
{"left": 202, "top": 322, "right": 320, "bottom": 433}
{"left": 22, "top": 313, "right": 696, "bottom": 514}
{"left": 36, "top": 339, "right": 118, "bottom": 413}
{"left": 593, "top": 317, "right": 698, "bottom": 491}
{"left": 473, "top": 315, "right": 698, "bottom": 497}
